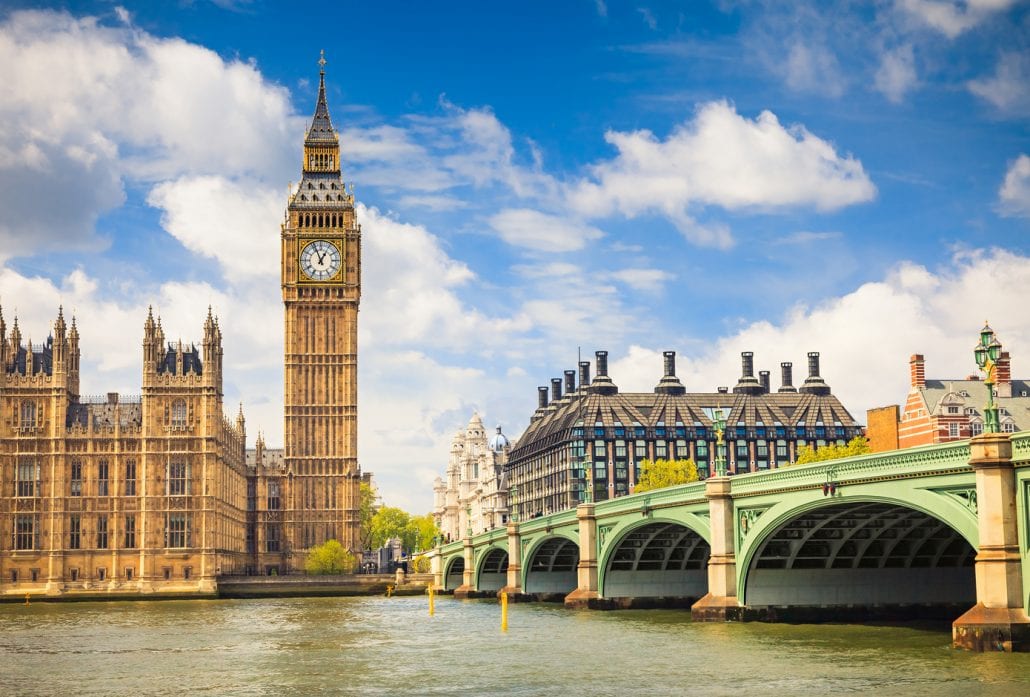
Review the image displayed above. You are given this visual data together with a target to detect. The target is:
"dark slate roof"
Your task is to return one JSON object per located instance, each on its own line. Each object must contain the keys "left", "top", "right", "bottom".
{"left": 290, "top": 173, "right": 351, "bottom": 210}
{"left": 67, "top": 400, "right": 142, "bottom": 429}
{"left": 157, "top": 343, "right": 203, "bottom": 375}
{"left": 6, "top": 338, "right": 53, "bottom": 375}
{"left": 306, "top": 70, "right": 335, "bottom": 143}
{"left": 917, "top": 379, "right": 1030, "bottom": 430}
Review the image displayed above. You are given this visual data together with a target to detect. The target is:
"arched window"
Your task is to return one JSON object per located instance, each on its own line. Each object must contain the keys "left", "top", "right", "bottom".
{"left": 171, "top": 399, "right": 187, "bottom": 428}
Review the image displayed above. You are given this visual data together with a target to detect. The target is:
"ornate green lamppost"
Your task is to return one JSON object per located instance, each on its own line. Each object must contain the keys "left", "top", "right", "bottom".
{"left": 509, "top": 484, "right": 519, "bottom": 523}
{"left": 973, "top": 322, "right": 1003, "bottom": 434}
{"left": 713, "top": 407, "right": 728, "bottom": 477}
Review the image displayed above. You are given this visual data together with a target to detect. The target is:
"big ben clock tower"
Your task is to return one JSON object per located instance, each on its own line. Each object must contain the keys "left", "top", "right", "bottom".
{"left": 281, "top": 54, "right": 361, "bottom": 562}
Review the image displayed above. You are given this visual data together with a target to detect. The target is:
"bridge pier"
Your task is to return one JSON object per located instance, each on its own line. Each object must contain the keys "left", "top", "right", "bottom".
{"left": 691, "top": 476, "right": 743, "bottom": 621}
{"left": 452, "top": 537, "right": 476, "bottom": 600}
{"left": 565, "top": 503, "right": 601, "bottom": 608}
{"left": 429, "top": 548, "right": 443, "bottom": 591}
{"left": 498, "top": 521, "right": 528, "bottom": 600}
{"left": 953, "top": 433, "right": 1030, "bottom": 652}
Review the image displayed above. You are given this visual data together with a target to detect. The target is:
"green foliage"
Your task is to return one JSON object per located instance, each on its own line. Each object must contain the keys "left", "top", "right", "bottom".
{"left": 793, "top": 436, "right": 870, "bottom": 465}
{"left": 409, "top": 554, "right": 431, "bottom": 573}
{"left": 304, "top": 539, "right": 357, "bottom": 575}
{"left": 369, "top": 506, "right": 411, "bottom": 550}
{"left": 406, "top": 514, "right": 440, "bottom": 553}
{"left": 633, "top": 458, "right": 700, "bottom": 492}
{"left": 358, "top": 481, "right": 378, "bottom": 551}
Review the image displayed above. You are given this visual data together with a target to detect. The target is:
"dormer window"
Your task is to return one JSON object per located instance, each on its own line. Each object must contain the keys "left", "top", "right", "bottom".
{"left": 307, "top": 182, "right": 313, "bottom": 189}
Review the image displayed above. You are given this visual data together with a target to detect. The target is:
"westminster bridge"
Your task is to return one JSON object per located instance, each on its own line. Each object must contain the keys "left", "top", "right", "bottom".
{"left": 431, "top": 432, "right": 1030, "bottom": 651}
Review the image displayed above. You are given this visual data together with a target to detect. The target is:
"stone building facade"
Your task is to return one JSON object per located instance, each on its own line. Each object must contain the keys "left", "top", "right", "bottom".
{"left": 867, "top": 325, "right": 1028, "bottom": 452}
{"left": 0, "top": 306, "right": 249, "bottom": 596}
{"left": 432, "top": 414, "right": 512, "bottom": 540}
{"left": 507, "top": 350, "right": 864, "bottom": 519}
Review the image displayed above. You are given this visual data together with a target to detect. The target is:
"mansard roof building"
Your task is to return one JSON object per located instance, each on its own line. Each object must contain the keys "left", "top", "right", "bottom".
{"left": 506, "top": 350, "right": 863, "bottom": 519}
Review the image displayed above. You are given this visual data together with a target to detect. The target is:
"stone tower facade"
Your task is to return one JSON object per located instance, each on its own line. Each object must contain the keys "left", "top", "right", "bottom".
{"left": 280, "top": 57, "right": 362, "bottom": 565}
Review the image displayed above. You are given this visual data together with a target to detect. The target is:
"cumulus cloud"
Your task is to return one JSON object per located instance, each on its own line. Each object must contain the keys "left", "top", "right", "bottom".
{"left": 487, "top": 208, "right": 604, "bottom": 252}
{"left": 968, "top": 52, "right": 1030, "bottom": 115}
{"left": 897, "top": 0, "right": 1018, "bottom": 38}
{"left": 998, "top": 154, "right": 1030, "bottom": 217}
{"left": 875, "top": 44, "right": 918, "bottom": 103}
{"left": 608, "top": 248, "right": 1030, "bottom": 421}
{"left": 568, "top": 101, "right": 876, "bottom": 247}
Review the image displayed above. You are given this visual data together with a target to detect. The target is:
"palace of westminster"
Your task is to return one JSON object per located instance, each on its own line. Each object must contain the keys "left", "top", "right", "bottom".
{"left": 0, "top": 62, "right": 362, "bottom": 595}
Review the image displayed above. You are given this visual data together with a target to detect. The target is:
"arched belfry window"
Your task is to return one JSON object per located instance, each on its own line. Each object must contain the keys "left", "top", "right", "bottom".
{"left": 20, "top": 400, "right": 36, "bottom": 428}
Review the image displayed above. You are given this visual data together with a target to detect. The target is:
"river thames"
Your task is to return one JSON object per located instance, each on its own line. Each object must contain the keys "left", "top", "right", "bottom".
{"left": 3, "top": 596, "right": 1030, "bottom": 696}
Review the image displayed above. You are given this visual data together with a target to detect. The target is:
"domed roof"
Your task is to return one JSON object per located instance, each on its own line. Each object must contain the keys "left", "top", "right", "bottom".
{"left": 489, "top": 425, "right": 510, "bottom": 452}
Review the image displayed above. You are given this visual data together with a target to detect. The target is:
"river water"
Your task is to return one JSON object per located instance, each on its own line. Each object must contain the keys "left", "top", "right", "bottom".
{"left": 3, "top": 596, "right": 1030, "bottom": 696}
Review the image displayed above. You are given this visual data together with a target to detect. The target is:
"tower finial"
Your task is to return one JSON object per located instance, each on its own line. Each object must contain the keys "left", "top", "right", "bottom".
{"left": 319, "top": 49, "right": 327, "bottom": 74}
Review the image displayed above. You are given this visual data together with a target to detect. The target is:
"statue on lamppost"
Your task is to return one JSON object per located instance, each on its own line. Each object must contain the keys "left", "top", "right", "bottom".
{"left": 713, "top": 407, "right": 728, "bottom": 477}
{"left": 973, "top": 322, "right": 1003, "bottom": 434}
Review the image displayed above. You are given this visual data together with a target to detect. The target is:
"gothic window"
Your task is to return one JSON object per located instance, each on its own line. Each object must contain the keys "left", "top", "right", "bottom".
{"left": 166, "top": 514, "right": 190, "bottom": 548}
{"left": 124, "top": 515, "right": 136, "bottom": 549}
{"left": 97, "top": 460, "right": 109, "bottom": 496}
{"left": 124, "top": 460, "right": 137, "bottom": 497}
{"left": 307, "top": 182, "right": 313, "bottom": 189}
{"left": 329, "top": 155, "right": 334, "bottom": 169}
{"left": 20, "top": 400, "right": 36, "bottom": 428}
{"left": 267, "top": 480, "right": 281, "bottom": 510}
{"left": 15, "top": 515, "right": 36, "bottom": 550}
{"left": 69, "top": 515, "right": 81, "bottom": 549}
{"left": 16, "top": 458, "right": 38, "bottom": 497}
{"left": 168, "top": 460, "right": 188, "bottom": 496}
{"left": 71, "top": 459, "right": 83, "bottom": 496}
{"left": 319, "top": 182, "right": 326, "bottom": 189}
{"left": 266, "top": 524, "right": 281, "bottom": 552}
{"left": 171, "top": 399, "right": 187, "bottom": 428}
{"left": 97, "top": 516, "right": 109, "bottom": 549}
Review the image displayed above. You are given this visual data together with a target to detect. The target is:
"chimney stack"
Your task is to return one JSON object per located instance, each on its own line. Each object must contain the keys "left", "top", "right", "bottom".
{"left": 590, "top": 350, "right": 619, "bottom": 395}
{"left": 759, "top": 370, "right": 770, "bottom": 393}
{"left": 733, "top": 351, "right": 763, "bottom": 394}
{"left": 799, "top": 352, "right": 831, "bottom": 395}
{"left": 655, "top": 350, "right": 686, "bottom": 395}
{"left": 551, "top": 377, "right": 563, "bottom": 403}
{"left": 537, "top": 386, "right": 549, "bottom": 409}
{"left": 596, "top": 350, "right": 608, "bottom": 377}
{"left": 997, "top": 351, "right": 1012, "bottom": 398}
{"left": 909, "top": 354, "right": 925, "bottom": 389}
{"left": 741, "top": 351, "right": 754, "bottom": 377}
{"left": 564, "top": 370, "right": 576, "bottom": 396}
{"left": 578, "top": 361, "right": 591, "bottom": 389}
{"left": 779, "top": 362, "right": 796, "bottom": 393}
{"left": 808, "top": 351, "right": 820, "bottom": 378}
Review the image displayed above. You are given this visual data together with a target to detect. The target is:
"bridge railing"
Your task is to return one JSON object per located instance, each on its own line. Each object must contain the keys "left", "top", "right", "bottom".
{"left": 1012, "top": 430, "right": 1030, "bottom": 465}
{"left": 729, "top": 438, "right": 973, "bottom": 496}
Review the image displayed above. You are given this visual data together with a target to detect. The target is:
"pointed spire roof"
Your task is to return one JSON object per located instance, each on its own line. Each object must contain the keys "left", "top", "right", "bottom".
{"left": 306, "top": 50, "right": 335, "bottom": 143}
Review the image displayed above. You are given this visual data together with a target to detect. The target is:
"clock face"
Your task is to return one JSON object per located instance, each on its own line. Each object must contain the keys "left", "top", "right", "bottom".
{"left": 300, "top": 239, "right": 342, "bottom": 281}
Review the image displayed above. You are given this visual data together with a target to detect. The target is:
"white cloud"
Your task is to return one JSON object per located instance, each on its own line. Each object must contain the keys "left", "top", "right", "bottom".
{"left": 568, "top": 101, "right": 876, "bottom": 247}
{"left": 968, "top": 52, "right": 1030, "bottom": 115}
{"left": 607, "top": 248, "right": 1030, "bottom": 421}
{"left": 783, "top": 41, "right": 846, "bottom": 97}
{"left": 487, "top": 208, "right": 604, "bottom": 252}
{"left": 897, "top": 0, "right": 1018, "bottom": 38}
{"left": 998, "top": 154, "right": 1030, "bottom": 217}
{"left": 147, "top": 176, "right": 282, "bottom": 281}
{"left": 875, "top": 44, "right": 918, "bottom": 103}
{"left": 610, "top": 268, "right": 674, "bottom": 293}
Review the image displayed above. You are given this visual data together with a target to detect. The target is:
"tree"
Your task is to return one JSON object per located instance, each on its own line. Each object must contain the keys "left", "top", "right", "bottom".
{"left": 793, "top": 436, "right": 870, "bottom": 465}
{"left": 358, "top": 481, "right": 378, "bottom": 551}
{"left": 369, "top": 506, "right": 411, "bottom": 550}
{"left": 633, "top": 458, "right": 699, "bottom": 492}
{"left": 405, "top": 513, "right": 440, "bottom": 553}
{"left": 304, "top": 539, "right": 357, "bottom": 575}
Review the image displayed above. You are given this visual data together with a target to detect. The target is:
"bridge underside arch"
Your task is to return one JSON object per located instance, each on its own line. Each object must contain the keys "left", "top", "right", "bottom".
{"left": 444, "top": 557, "right": 464, "bottom": 591}
{"left": 745, "top": 501, "right": 975, "bottom": 610}
{"left": 525, "top": 537, "right": 579, "bottom": 595}
{"left": 478, "top": 548, "right": 508, "bottom": 592}
{"left": 604, "top": 522, "right": 710, "bottom": 599}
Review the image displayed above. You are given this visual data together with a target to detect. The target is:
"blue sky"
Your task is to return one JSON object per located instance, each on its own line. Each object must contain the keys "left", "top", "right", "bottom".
{"left": 1, "top": 1, "right": 1028, "bottom": 512}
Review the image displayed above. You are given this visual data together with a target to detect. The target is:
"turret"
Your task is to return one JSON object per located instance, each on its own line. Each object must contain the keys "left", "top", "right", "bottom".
{"left": 52, "top": 306, "right": 66, "bottom": 370}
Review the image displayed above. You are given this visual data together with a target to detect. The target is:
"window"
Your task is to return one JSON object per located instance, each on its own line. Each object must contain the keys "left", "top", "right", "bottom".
{"left": 633, "top": 422, "right": 645, "bottom": 438}
{"left": 15, "top": 515, "right": 35, "bottom": 550}
{"left": 70, "top": 569, "right": 79, "bottom": 582}
{"left": 970, "top": 422, "right": 983, "bottom": 436}
{"left": 593, "top": 462, "right": 607, "bottom": 480}
{"left": 635, "top": 440, "right": 647, "bottom": 459}
{"left": 593, "top": 440, "right": 606, "bottom": 457}
{"left": 776, "top": 440, "right": 788, "bottom": 459}
{"left": 97, "top": 460, "right": 109, "bottom": 496}
{"left": 655, "top": 421, "right": 666, "bottom": 437}
{"left": 1003, "top": 422, "right": 1016, "bottom": 433}
{"left": 266, "top": 524, "right": 281, "bottom": 553}
{"left": 736, "top": 440, "right": 748, "bottom": 459}
{"left": 267, "top": 480, "right": 281, "bottom": 510}
{"left": 97, "top": 515, "right": 108, "bottom": 549}
{"left": 168, "top": 461, "right": 187, "bottom": 496}
{"left": 17, "top": 458, "right": 39, "bottom": 497}
{"left": 124, "top": 460, "right": 136, "bottom": 496}
{"left": 696, "top": 440, "right": 708, "bottom": 459}
{"left": 183, "top": 567, "right": 192, "bottom": 580}
{"left": 125, "top": 568, "right": 133, "bottom": 581}
{"left": 97, "top": 568, "right": 106, "bottom": 582}
{"left": 676, "top": 440, "right": 689, "bottom": 459}
{"left": 69, "top": 515, "right": 81, "bottom": 550}
{"left": 614, "top": 441, "right": 627, "bottom": 458}
{"left": 171, "top": 399, "right": 187, "bottom": 428}
{"left": 166, "top": 514, "right": 190, "bottom": 548}
{"left": 20, "top": 400, "right": 36, "bottom": 428}
{"left": 948, "top": 423, "right": 959, "bottom": 438}
{"left": 655, "top": 440, "right": 667, "bottom": 459}
{"left": 948, "top": 406, "right": 959, "bottom": 414}
{"left": 71, "top": 460, "right": 82, "bottom": 496}
{"left": 124, "top": 515, "right": 136, "bottom": 549}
